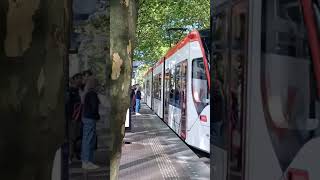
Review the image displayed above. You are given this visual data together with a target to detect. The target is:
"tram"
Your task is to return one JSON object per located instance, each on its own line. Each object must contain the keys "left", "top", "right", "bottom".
{"left": 211, "top": 0, "right": 320, "bottom": 179}
{"left": 143, "top": 29, "right": 211, "bottom": 153}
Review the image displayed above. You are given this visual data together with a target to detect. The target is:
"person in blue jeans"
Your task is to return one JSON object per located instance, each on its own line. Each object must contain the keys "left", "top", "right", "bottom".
{"left": 81, "top": 77, "right": 100, "bottom": 170}
{"left": 135, "top": 86, "right": 141, "bottom": 113}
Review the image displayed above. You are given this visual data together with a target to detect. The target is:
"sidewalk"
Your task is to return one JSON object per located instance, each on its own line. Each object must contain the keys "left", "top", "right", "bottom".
{"left": 119, "top": 103, "right": 210, "bottom": 180}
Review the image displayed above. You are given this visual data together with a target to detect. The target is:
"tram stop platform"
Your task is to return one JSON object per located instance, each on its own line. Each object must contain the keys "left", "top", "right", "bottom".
{"left": 119, "top": 103, "right": 210, "bottom": 180}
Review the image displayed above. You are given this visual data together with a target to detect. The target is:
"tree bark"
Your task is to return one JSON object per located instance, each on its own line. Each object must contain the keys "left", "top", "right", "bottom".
{"left": 0, "top": 0, "right": 70, "bottom": 179}
{"left": 109, "top": 0, "right": 138, "bottom": 179}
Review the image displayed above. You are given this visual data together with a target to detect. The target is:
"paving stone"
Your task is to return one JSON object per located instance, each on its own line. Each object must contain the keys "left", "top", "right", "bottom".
{"left": 119, "top": 104, "right": 210, "bottom": 180}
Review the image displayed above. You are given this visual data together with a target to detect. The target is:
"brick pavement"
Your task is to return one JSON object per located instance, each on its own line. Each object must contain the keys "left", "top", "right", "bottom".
{"left": 119, "top": 104, "right": 210, "bottom": 180}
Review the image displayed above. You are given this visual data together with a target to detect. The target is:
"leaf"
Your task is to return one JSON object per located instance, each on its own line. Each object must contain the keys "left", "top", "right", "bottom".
{"left": 135, "top": 0, "right": 210, "bottom": 63}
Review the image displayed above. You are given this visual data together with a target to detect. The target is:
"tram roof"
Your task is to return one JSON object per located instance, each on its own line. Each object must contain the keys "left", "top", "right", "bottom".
{"left": 143, "top": 29, "right": 209, "bottom": 77}
{"left": 155, "top": 29, "right": 209, "bottom": 68}
{"left": 143, "top": 67, "right": 153, "bottom": 77}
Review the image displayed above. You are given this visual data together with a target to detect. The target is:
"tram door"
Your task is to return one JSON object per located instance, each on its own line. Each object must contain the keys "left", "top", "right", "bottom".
{"left": 212, "top": 0, "right": 248, "bottom": 180}
{"left": 179, "top": 61, "right": 188, "bottom": 139}
{"left": 164, "top": 68, "right": 170, "bottom": 123}
{"left": 152, "top": 74, "right": 155, "bottom": 110}
{"left": 227, "top": 1, "right": 248, "bottom": 180}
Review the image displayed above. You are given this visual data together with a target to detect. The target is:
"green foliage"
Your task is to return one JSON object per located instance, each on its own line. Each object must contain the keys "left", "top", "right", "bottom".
{"left": 135, "top": 0, "right": 210, "bottom": 63}
{"left": 135, "top": 64, "right": 151, "bottom": 86}
{"left": 75, "top": 12, "right": 109, "bottom": 94}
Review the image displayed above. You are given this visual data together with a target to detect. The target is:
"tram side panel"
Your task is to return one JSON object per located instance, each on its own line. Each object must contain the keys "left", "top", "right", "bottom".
{"left": 163, "top": 40, "right": 210, "bottom": 153}
{"left": 147, "top": 30, "right": 211, "bottom": 153}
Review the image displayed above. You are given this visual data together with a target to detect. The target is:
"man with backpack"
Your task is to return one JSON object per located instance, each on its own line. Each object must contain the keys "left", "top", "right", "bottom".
{"left": 81, "top": 77, "right": 100, "bottom": 169}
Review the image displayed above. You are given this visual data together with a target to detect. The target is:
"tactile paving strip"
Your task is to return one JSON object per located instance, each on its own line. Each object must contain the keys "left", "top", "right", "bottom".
{"left": 119, "top": 104, "right": 210, "bottom": 180}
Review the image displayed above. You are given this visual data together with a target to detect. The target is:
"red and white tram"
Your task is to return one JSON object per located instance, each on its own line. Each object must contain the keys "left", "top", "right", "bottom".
{"left": 143, "top": 30, "right": 211, "bottom": 153}
{"left": 211, "top": 0, "right": 320, "bottom": 179}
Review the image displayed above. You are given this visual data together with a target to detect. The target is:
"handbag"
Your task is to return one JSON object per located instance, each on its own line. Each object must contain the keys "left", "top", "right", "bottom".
{"left": 72, "top": 103, "right": 82, "bottom": 121}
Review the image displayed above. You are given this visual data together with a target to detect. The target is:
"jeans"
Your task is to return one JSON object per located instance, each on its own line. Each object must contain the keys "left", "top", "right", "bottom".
{"left": 81, "top": 117, "right": 96, "bottom": 163}
{"left": 135, "top": 99, "right": 141, "bottom": 113}
{"left": 69, "top": 120, "right": 82, "bottom": 159}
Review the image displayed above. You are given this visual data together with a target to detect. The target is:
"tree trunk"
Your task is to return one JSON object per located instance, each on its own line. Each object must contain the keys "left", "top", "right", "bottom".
{"left": 0, "top": 0, "right": 70, "bottom": 179}
{"left": 109, "top": 0, "right": 138, "bottom": 179}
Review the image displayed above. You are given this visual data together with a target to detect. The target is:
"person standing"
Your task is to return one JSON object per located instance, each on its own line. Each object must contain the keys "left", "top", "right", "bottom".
{"left": 81, "top": 77, "right": 100, "bottom": 170}
{"left": 130, "top": 85, "right": 136, "bottom": 111}
{"left": 135, "top": 86, "right": 142, "bottom": 113}
{"left": 68, "top": 73, "right": 83, "bottom": 162}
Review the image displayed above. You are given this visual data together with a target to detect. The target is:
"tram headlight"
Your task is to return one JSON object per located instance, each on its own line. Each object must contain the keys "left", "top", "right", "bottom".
{"left": 200, "top": 115, "right": 207, "bottom": 122}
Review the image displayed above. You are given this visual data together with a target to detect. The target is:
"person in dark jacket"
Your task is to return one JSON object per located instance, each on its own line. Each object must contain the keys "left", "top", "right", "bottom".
{"left": 68, "top": 73, "right": 83, "bottom": 162}
{"left": 135, "top": 86, "right": 142, "bottom": 113}
{"left": 130, "top": 85, "right": 136, "bottom": 111}
{"left": 81, "top": 77, "right": 100, "bottom": 170}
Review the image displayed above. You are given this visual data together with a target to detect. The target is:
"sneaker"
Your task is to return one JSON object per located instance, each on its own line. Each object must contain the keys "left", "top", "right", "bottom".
{"left": 82, "top": 162, "right": 100, "bottom": 170}
{"left": 87, "top": 162, "right": 100, "bottom": 169}
{"left": 81, "top": 162, "right": 88, "bottom": 169}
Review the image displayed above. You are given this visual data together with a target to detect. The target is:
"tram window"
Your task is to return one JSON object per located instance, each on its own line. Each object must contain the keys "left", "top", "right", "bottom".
{"left": 212, "top": 12, "right": 227, "bottom": 50}
{"left": 167, "top": 61, "right": 188, "bottom": 108}
{"left": 231, "top": 6, "right": 246, "bottom": 50}
{"left": 175, "top": 64, "right": 181, "bottom": 106}
{"left": 165, "top": 69, "right": 171, "bottom": 105}
{"left": 153, "top": 74, "right": 162, "bottom": 100}
{"left": 200, "top": 30, "right": 211, "bottom": 62}
{"left": 149, "top": 79, "right": 152, "bottom": 96}
{"left": 262, "top": 0, "right": 308, "bottom": 58}
{"left": 169, "top": 68, "right": 176, "bottom": 104}
{"left": 180, "top": 61, "right": 188, "bottom": 109}
{"left": 262, "top": 0, "right": 320, "bottom": 129}
{"left": 153, "top": 76, "right": 158, "bottom": 100}
{"left": 261, "top": 1, "right": 320, "bottom": 170}
{"left": 146, "top": 80, "right": 150, "bottom": 95}
{"left": 211, "top": 10, "right": 230, "bottom": 150}
{"left": 153, "top": 77, "right": 156, "bottom": 98}
{"left": 158, "top": 74, "right": 162, "bottom": 99}
{"left": 278, "top": 0, "right": 302, "bottom": 23}
{"left": 192, "top": 58, "right": 209, "bottom": 114}
{"left": 156, "top": 75, "right": 159, "bottom": 99}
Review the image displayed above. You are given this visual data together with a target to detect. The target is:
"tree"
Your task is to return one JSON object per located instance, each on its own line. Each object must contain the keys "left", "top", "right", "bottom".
{"left": 0, "top": 0, "right": 71, "bottom": 179}
{"left": 135, "top": 0, "right": 210, "bottom": 63}
{"left": 109, "top": 0, "right": 138, "bottom": 179}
